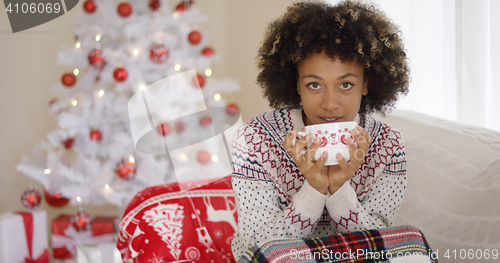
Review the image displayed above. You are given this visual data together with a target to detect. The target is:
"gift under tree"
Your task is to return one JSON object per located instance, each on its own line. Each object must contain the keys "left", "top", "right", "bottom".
{"left": 16, "top": 0, "right": 240, "bottom": 260}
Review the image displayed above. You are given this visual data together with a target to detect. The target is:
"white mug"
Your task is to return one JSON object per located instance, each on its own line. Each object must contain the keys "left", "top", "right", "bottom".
{"left": 292, "top": 121, "right": 357, "bottom": 165}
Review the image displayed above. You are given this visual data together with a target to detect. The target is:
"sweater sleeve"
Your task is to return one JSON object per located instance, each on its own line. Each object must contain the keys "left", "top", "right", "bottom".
{"left": 230, "top": 123, "right": 327, "bottom": 260}
{"left": 325, "top": 136, "right": 407, "bottom": 233}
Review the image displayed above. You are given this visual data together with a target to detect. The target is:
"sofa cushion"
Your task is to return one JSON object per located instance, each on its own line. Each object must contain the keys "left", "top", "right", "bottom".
{"left": 375, "top": 110, "right": 500, "bottom": 259}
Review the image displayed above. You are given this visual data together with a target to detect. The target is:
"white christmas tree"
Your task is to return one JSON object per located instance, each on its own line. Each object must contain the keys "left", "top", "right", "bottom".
{"left": 17, "top": 0, "right": 240, "bottom": 208}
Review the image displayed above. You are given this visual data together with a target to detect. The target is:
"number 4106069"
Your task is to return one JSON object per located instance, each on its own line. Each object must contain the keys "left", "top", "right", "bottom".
{"left": 443, "top": 249, "right": 498, "bottom": 260}
{"left": 5, "top": 2, "right": 61, "bottom": 14}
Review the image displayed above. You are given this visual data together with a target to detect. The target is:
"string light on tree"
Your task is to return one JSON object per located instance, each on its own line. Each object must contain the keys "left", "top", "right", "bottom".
{"left": 179, "top": 153, "right": 188, "bottom": 162}
{"left": 44, "top": 169, "right": 51, "bottom": 174}
{"left": 72, "top": 100, "right": 78, "bottom": 106}
{"left": 174, "top": 64, "right": 181, "bottom": 71}
{"left": 95, "top": 35, "right": 101, "bottom": 41}
{"left": 214, "top": 93, "right": 221, "bottom": 101}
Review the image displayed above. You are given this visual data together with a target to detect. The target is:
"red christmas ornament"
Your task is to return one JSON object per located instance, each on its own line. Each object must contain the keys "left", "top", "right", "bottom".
{"left": 21, "top": 186, "right": 41, "bottom": 209}
{"left": 44, "top": 190, "right": 69, "bottom": 207}
{"left": 149, "top": 0, "right": 160, "bottom": 11}
{"left": 63, "top": 138, "right": 75, "bottom": 149}
{"left": 83, "top": 0, "right": 96, "bottom": 13}
{"left": 176, "top": 0, "right": 193, "bottom": 13}
{"left": 115, "top": 158, "right": 137, "bottom": 180}
{"left": 49, "top": 98, "right": 58, "bottom": 107}
{"left": 226, "top": 103, "right": 239, "bottom": 116}
{"left": 49, "top": 98, "right": 62, "bottom": 114}
{"left": 118, "top": 2, "right": 132, "bottom": 17}
{"left": 202, "top": 47, "right": 214, "bottom": 56}
{"left": 61, "top": 72, "right": 76, "bottom": 87}
{"left": 175, "top": 121, "right": 185, "bottom": 133}
{"left": 149, "top": 44, "right": 168, "bottom": 63}
{"left": 157, "top": 123, "right": 171, "bottom": 136}
{"left": 88, "top": 49, "right": 106, "bottom": 69}
{"left": 188, "top": 31, "right": 202, "bottom": 44}
{"left": 71, "top": 210, "right": 93, "bottom": 232}
{"left": 90, "top": 129, "right": 102, "bottom": 141}
{"left": 193, "top": 74, "right": 205, "bottom": 88}
{"left": 113, "top": 67, "right": 128, "bottom": 82}
{"left": 200, "top": 116, "right": 211, "bottom": 127}
{"left": 196, "top": 150, "right": 211, "bottom": 165}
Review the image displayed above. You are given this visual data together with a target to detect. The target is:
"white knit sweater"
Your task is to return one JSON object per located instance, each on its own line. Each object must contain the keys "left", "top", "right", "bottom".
{"left": 230, "top": 108, "right": 407, "bottom": 260}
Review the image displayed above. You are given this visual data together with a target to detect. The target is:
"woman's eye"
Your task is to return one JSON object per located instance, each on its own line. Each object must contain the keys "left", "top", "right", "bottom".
{"left": 339, "top": 83, "right": 353, "bottom": 90}
{"left": 306, "top": 82, "right": 321, "bottom": 90}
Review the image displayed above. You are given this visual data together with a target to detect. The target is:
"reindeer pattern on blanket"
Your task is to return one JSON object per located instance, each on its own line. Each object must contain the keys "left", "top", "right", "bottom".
{"left": 117, "top": 177, "right": 238, "bottom": 263}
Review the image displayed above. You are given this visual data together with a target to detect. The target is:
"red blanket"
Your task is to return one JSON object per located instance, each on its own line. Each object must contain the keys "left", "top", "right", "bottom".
{"left": 117, "top": 176, "right": 237, "bottom": 262}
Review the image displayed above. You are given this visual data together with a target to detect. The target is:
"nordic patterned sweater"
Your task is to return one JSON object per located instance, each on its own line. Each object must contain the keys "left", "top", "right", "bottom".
{"left": 230, "top": 107, "right": 407, "bottom": 260}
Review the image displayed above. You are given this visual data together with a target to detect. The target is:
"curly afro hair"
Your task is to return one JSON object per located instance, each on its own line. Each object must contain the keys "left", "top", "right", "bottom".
{"left": 256, "top": 0, "right": 410, "bottom": 115}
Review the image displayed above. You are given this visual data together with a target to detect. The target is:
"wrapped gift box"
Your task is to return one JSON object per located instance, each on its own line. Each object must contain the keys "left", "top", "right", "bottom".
{"left": 0, "top": 210, "right": 50, "bottom": 263}
{"left": 52, "top": 215, "right": 117, "bottom": 259}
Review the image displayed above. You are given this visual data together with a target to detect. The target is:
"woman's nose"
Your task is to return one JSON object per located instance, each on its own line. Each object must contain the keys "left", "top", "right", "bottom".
{"left": 321, "top": 88, "right": 339, "bottom": 110}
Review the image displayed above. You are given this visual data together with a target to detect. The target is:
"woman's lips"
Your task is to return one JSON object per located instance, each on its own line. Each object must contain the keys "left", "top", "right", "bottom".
{"left": 319, "top": 116, "right": 342, "bottom": 123}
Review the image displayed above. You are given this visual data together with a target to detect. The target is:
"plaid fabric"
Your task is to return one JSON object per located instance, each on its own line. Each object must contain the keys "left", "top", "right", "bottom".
{"left": 238, "top": 225, "right": 437, "bottom": 263}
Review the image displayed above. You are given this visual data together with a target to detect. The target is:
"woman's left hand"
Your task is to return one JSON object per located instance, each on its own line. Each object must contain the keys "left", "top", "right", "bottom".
{"left": 327, "top": 126, "right": 372, "bottom": 194}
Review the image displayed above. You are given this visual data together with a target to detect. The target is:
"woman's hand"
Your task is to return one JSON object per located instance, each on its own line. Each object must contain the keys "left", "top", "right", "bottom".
{"left": 327, "top": 126, "right": 372, "bottom": 194}
{"left": 284, "top": 129, "right": 329, "bottom": 195}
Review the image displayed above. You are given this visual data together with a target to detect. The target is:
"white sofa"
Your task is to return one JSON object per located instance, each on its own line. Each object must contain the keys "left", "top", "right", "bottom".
{"left": 375, "top": 110, "right": 500, "bottom": 263}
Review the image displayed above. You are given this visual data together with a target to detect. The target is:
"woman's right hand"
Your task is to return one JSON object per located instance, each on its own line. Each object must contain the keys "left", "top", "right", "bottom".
{"left": 283, "top": 129, "right": 329, "bottom": 195}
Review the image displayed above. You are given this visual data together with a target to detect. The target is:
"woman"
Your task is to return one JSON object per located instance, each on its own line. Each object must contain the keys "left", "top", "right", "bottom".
{"left": 231, "top": 1, "right": 410, "bottom": 260}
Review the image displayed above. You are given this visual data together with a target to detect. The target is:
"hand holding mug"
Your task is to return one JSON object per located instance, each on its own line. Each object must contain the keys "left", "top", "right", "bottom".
{"left": 284, "top": 129, "right": 330, "bottom": 195}
{"left": 327, "top": 125, "right": 372, "bottom": 194}
{"left": 284, "top": 122, "right": 372, "bottom": 195}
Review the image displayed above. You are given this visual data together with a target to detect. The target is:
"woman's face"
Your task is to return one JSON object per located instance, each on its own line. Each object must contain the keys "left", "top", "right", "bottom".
{"left": 297, "top": 51, "right": 368, "bottom": 126}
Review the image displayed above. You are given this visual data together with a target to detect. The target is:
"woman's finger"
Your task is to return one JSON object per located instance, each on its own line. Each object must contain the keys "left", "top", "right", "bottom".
{"left": 304, "top": 151, "right": 328, "bottom": 179}
{"left": 335, "top": 153, "right": 351, "bottom": 176}
{"left": 304, "top": 137, "right": 321, "bottom": 166}
{"left": 290, "top": 133, "right": 313, "bottom": 159}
